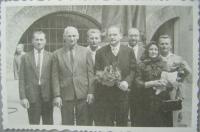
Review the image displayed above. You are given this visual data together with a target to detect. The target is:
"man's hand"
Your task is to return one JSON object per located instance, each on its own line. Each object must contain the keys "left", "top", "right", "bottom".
{"left": 86, "top": 94, "right": 94, "bottom": 104}
{"left": 20, "top": 98, "right": 30, "bottom": 109}
{"left": 118, "top": 81, "right": 130, "bottom": 92}
{"left": 53, "top": 97, "right": 62, "bottom": 108}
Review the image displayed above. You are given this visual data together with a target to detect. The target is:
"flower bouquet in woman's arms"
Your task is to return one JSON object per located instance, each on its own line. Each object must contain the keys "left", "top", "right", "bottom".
{"left": 95, "top": 64, "right": 121, "bottom": 87}
{"left": 174, "top": 63, "right": 190, "bottom": 82}
{"left": 154, "top": 61, "right": 191, "bottom": 95}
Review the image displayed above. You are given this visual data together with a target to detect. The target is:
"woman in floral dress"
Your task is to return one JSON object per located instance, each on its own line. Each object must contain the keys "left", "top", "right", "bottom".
{"left": 135, "top": 42, "right": 173, "bottom": 127}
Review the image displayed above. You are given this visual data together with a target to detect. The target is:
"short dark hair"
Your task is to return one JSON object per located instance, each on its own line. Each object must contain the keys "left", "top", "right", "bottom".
{"left": 32, "top": 30, "right": 46, "bottom": 39}
{"left": 87, "top": 28, "right": 101, "bottom": 37}
{"left": 158, "top": 34, "right": 171, "bottom": 43}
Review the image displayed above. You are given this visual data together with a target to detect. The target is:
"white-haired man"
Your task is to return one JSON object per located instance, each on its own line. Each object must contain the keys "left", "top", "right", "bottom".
{"left": 52, "top": 26, "right": 94, "bottom": 125}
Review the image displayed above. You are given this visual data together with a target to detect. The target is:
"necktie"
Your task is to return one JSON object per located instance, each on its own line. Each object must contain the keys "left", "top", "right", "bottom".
{"left": 70, "top": 49, "right": 74, "bottom": 69}
{"left": 133, "top": 47, "right": 137, "bottom": 60}
{"left": 36, "top": 51, "right": 41, "bottom": 83}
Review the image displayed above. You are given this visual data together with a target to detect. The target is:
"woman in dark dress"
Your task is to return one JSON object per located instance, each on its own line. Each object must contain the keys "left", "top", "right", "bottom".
{"left": 135, "top": 42, "right": 173, "bottom": 127}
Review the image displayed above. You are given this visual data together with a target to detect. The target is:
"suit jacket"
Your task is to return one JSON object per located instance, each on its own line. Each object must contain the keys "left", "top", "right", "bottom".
{"left": 127, "top": 43, "right": 145, "bottom": 64}
{"left": 52, "top": 45, "right": 94, "bottom": 101}
{"left": 95, "top": 44, "right": 137, "bottom": 101}
{"left": 19, "top": 50, "right": 53, "bottom": 103}
{"left": 127, "top": 43, "right": 145, "bottom": 101}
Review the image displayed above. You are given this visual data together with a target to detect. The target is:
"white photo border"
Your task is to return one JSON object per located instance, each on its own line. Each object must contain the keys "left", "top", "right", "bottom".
{"left": 0, "top": 0, "right": 199, "bottom": 132}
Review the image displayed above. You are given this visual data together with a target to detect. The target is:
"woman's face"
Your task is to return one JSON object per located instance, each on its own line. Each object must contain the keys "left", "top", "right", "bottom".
{"left": 148, "top": 44, "right": 159, "bottom": 59}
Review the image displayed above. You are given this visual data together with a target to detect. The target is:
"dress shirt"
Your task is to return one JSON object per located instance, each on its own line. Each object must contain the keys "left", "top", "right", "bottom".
{"left": 110, "top": 43, "right": 120, "bottom": 56}
{"left": 128, "top": 44, "right": 139, "bottom": 60}
{"left": 34, "top": 48, "right": 44, "bottom": 85}
{"left": 160, "top": 52, "right": 180, "bottom": 67}
{"left": 87, "top": 46, "right": 100, "bottom": 64}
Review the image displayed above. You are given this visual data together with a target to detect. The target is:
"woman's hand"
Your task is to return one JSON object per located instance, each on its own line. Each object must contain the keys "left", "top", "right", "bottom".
{"left": 158, "top": 79, "right": 168, "bottom": 87}
{"left": 145, "top": 80, "right": 162, "bottom": 88}
{"left": 145, "top": 79, "right": 168, "bottom": 88}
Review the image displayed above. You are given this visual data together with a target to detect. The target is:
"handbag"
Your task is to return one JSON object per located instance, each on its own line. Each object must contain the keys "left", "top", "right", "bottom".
{"left": 161, "top": 82, "right": 183, "bottom": 112}
{"left": 161, "top": 99, "right": 182, "bottom": 112}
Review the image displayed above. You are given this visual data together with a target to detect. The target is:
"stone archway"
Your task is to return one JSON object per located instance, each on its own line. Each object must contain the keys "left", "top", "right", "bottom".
{"left": 6, "top": 6, "right": 102, "bottom": 77}
{"left": 146, "top": 6, "right": 181, "bottom": 43}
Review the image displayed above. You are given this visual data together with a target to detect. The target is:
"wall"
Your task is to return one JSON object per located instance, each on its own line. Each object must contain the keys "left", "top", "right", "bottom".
{"left": 146, "top": 6, "right": 193, "bottom": 68}
{"left": 6, "top": 6, "right": 102, "bottom": 79}
{"left": 5, "top": 5, "right": 193, "bottom": 79}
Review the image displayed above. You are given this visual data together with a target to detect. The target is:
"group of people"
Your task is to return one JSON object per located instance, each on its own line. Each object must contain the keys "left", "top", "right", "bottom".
{"left": 15, "top": 25, "right": 191, "bottom": 127}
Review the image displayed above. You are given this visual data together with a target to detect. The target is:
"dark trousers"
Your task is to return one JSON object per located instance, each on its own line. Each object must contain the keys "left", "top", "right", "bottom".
{"left": 95, "top": 100, "right": 129, "bottom": 126}
{"left": 27, "top": 86, "right": 53, "bottom": 125}
{"left": 129, "top": 100, "right": 139, "bottom": 126}
{"left": 61, "top": 99, "right": 88, "bottom": 125}
{"left": 28, "top": 101, "right": 53, "bottom": 125}
{"left": 87, "top": 104, "right": 94, "bottom": 126}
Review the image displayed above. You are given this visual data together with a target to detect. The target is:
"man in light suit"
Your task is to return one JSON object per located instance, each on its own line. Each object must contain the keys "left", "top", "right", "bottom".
{"left": 52, "top": 26, "right": 94, "bottom": 125}
{"left": 95, "top": 26, "right": 136, "bottom": 126}
{"left": 127, "top": 28, "right": 145, "bottom": 126}
{"left": 19, "top": 31, "right": 53, "bottom": 124}
{"left": 86, "top": 28, "right": 101, "bottom": 125}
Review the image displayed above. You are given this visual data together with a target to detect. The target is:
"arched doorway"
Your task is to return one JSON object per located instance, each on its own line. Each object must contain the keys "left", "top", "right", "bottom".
{"left": 19, "top": 11, "right": 101, "bottom": 52}
{"left": 150, "top": 18, "right": 179, "bottom": 52}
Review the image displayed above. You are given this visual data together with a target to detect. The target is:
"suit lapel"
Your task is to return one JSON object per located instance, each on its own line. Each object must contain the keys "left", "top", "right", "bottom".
{"left": 137, "top": 45, "right": 144, "bottom": 63}
{"left": 104, "top": 45, "right": 113, "bottom": 66}
{"left": 61, "top": 48, "right": 73, "bottom": 72}
{"left": 28, "top": 50, "right": 39, "bottom": 78}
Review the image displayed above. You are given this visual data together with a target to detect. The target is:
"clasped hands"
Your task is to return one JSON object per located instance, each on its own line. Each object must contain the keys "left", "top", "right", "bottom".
{"left": 118, "top": 81, "right": 130, "bottom": 92}
{"left": 149, "top": 79, "right": 169, "bottom": 95}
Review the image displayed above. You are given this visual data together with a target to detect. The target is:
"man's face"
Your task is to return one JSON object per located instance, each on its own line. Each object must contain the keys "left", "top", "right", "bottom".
{"left": 158, "top": 38, "right": 171, "bottom": 55}
{"left": 32, "top": 33, "right": 46, "bottom": 51}
{"left": 88, "top": 33, "right": 101, "bottom": 50}
{"left": 16, "top": 44, "right": 24, "bottom": 53}
{"left": 128, "top": 29, "right": 140, "bottom": 47}
{"left": 64, "top": 29, "right": 79, "bottom": 48}
{"left": 107, "top": 27, "right": 122, "bottom": 47}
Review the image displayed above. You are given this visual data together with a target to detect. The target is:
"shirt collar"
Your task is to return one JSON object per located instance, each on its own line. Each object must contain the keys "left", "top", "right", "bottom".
{"left": 110, "top": 43, "right": 120, "bottom": 51}
{"left": 160, "top": 52, "right": 174, "bottom": 62}
{"left": 128, "top": 44, "right": 138, "bottom": 49}
{"left": 34, "top": 48, "right": 44, "bottom": 54}
{"left": 87, "top": 45, "right": 100, "bottom": 53}
{"left": 160, "top": 52, "right": 173, "bottom": 58}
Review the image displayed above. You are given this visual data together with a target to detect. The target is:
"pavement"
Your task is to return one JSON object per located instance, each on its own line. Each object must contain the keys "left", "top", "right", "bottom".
{"left": 5, "top": 80, "right": 192, "bottom": 127}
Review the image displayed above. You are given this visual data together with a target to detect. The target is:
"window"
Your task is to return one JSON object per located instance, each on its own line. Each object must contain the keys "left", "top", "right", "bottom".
{"left": 19, "top": 11, "right": 101, "bottom": 52}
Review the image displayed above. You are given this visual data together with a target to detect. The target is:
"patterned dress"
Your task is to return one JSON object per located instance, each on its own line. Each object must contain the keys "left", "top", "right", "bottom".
{"left": 135, "top": 57, "right": 173, "bottom": 127}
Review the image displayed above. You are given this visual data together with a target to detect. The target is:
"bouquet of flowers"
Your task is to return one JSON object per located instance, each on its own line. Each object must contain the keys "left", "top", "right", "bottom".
{"left": 95, "top": 64, "right": 121, "bottom": 87}
{"left": 173, "top": 63, "right": 190, "bottom": 82}
{"left": 154, "top": 62, "right": 190, "bottom": 95}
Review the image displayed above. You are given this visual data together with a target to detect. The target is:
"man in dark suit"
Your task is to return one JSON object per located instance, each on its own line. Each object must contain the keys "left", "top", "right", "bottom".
{"left": 95, "top": 26, "right": 136, "bottom": 126}
{"left": 127, "top": 28, "right": 145, "bottom": 126}
{"left": 19, "top": 31, "right": 53, "bottom": 124}
{"left": 86, "top": 28, "right": 101, "bottom": 125}
{"left": 52, "top": 26, "right": 94, "bottom": 125}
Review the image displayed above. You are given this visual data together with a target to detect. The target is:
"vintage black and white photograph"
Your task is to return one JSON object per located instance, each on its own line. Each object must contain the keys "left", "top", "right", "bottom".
{"left": 1, "top": 0, "right": 199, "bottom": 131}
